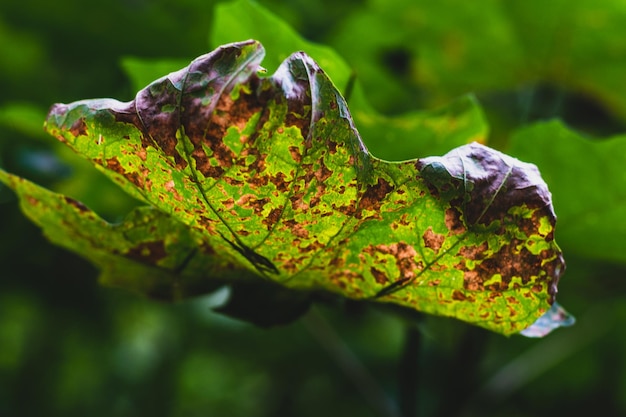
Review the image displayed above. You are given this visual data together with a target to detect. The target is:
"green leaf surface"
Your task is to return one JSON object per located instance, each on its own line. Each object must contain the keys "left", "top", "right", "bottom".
{"left": 509, "top": 120, "right": 626, "bottom": 264}
{"left": 36, "top": 40, "right": 565, "bottom": 335}
{"left": 330, "top": 0, "right": 626, "bottom": 123}
{"left": 354, "top": 95, "right": 487, "bottom": 161}
{"left": 329, "top": 0, "right": 521, "bottom": 112}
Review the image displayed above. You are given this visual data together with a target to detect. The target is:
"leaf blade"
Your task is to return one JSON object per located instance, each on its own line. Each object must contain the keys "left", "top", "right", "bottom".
{"left": 40, "top": 41, "right": 567, "bottom": 335}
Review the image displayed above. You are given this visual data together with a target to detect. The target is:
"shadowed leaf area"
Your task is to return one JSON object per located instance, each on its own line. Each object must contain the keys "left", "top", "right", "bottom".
{"left": 1, "top": 40, "right": 571, "bottom": 336}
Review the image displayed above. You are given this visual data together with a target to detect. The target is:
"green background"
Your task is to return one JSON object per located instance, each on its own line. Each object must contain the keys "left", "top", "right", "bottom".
{"left": 1, "top": 0, "right": 625, "bottom": 416}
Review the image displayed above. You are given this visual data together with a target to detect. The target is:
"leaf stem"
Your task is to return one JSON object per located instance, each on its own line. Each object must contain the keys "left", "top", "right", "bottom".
{"left": 398, "top": 324, "right": 421, "bottom": 417}
{"left": 435, "top": 326, "right": 487, "bottom": 417}
{"left": 301, "top": 308, "right": 401, "bottom": 417}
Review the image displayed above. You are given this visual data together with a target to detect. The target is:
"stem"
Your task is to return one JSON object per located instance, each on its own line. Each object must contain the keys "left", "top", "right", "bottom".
{"left": 398, "top": 325, "right": 421, "bottom": 417}
{"left": 302, "top": 308, "right": 401, "bottom": 417}
{"left": 435, "top": 326, "right": 487, "bottom": 417}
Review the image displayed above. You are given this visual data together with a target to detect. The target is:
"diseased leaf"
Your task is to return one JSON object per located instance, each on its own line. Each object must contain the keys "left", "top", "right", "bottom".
{"left": 10, "top": 40, "right": 567, "bottom": 335}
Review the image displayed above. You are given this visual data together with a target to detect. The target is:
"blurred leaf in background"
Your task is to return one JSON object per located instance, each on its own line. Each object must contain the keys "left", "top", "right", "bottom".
{"left": 327, "top": 0, "right": 626, "bottom": 140}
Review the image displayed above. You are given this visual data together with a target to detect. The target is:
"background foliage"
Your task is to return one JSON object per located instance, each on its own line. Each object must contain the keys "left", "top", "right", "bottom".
{"left": 0, "top": 0, "right": 625, "bottom": 416}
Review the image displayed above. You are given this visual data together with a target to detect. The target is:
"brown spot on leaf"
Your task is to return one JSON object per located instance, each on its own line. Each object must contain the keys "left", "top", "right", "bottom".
{"left": 299, "top": 240, "right": 325, "bottom": 254}
{"left": 290, "top": 192, "right": 308, "bottom": 211}
{"left": 422, "top": 227, "right": 445, "bottom": 253}
{"left": 282, "top": 219, "right": 309, "bottom": 240}
{"left": 69, "top": 118, "right": 88, "bottom": 137}
{"left": 452, "top": 290, "right": 475, "bottom": 302}
{"left": 329, "top": 267, "right": 365, "bottom": 292}
{"left": 328, "top": 140, "right": 338, "bottom": 154}
{"left": 370, "top": 267, "right": 388, "bottom": 284}
{"left": 311, "top": 161, "right": 333, "bottom": 183}
{"left": 329, "top": 256, "right": 345, "bottom": 269}
{"left": 457, "top": 242, "right": 488, "bottom": 260}
{"left": 289, "top": 146, "right": 302, "bottom": 163}
{"left": 285, "top": 97, "right": 312, "bottom": 138}
{"left": 263, "top": 207, "right": 282, "bottom": 229}
{"left": 332, "top": 201, "right": 357, "bottom": 217}
{"left": 105, "top": 157, "right": 122, "bottom": 173}
{"left": 124, "top": 241, "right": 167, "bottom": 265}
{"left": 364, "top": 242, "right": 419, "bottom": 282}
{"left": 248, "top": 197, "right": 270, "bottom": 215}
{"left": 221, "top": 198, "right": 235, "bottom": 209}
{"left": 487, "top": 291, "right": 503, "bottom": 302}
{"left": 358, "top": 178, "right": 393, "bottom": 213}
{"left": 270, "top": 172, "right": 290, "bottom": 193}
{"left": 463, "top": 271, "right": 483, "bottom": 291}
{"left": 104, "top": 157, "right": 142, "bottom": 189}
{"left": 445, "top": 207, "right": 466, "bottom": 235}
{"left": 64, "top": 196, "right": 89, "bottom": 213}
{"left": 236, "top": 193, "right": 256, "bottom": 207}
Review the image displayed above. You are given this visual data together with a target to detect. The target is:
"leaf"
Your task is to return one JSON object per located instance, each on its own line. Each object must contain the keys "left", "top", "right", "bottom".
{"left": 0, "top": 168, "right": 311, "bottom": 324}
{"left": 328, "top": 0, "right": 522, "bottom": 112}
{"left": 33, "top": 40, "right": 567, "bottom": 335}
{"left": 355, "top": 95, "right": 488, "bottom": 161}
{"left": 0, "top": 168, "right": 232, "bottom": 299}
{"left": 210, "top": 0, "right": 489, "bottom": 160}
{"left": 329, "top": 0, "right": 626, "bottom": 123}
{"left": 0, "top": 102, "right": 49, "bottom": 139}
{"left": 508, "top": 120, "right": 626, "bottom": 264}
{"left": 519, "top": 302, "right": 575, "bottom": 338}
{"left": 120, "top": 57, "right": 192, "bottom": 94}
{"left": 500, "top": 0, "right": 626, "bottom": 121}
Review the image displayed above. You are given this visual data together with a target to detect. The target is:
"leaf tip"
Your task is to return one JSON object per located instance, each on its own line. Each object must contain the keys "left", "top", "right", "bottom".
{"left": 519, "top": 302, "right": 575, "bottom": 337}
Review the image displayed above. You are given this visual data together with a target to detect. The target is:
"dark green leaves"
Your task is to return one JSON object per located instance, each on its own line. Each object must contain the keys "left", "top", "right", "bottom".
{"left": 3, "top": 40, "right": 570, "bottom": 335}
{"left": 329, "top": 0, "right": 626, "bottom": 121}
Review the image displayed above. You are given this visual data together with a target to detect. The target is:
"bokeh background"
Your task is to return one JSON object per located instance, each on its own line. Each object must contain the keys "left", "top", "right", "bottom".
{"left": 1, "top": 0, "right": 625, "bottom": 416}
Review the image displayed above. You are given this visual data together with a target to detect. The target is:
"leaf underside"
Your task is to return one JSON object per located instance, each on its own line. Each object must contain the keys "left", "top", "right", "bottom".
{"left": 2, "top": 40, "right": 568, "bottom": 335}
